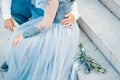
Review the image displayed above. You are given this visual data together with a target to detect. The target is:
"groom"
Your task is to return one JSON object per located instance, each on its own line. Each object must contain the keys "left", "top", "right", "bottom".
{"left": 2, "top": 0, "right": 76, "bottom": 32}
{"left": 1, "top": 0, "right": 78, "bottom": 71}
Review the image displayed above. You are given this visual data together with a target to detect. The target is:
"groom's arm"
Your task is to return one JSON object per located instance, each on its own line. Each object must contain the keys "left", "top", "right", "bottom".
{"left": 1, "top": 0, "right": 15, "bottom": 32}
{"left": 1, "top": 0, "right": 12, "bottom": 19}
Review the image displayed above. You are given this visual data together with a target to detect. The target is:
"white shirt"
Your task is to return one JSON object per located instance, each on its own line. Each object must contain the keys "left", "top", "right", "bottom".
{"left": 1, "top": 0, "right": 12, "bottom": 20}
{"left": 71, "top": 1, "right": 80, "bottom": 20}
{"left": 1, "top": 0, "right": 79, "bottom": 20}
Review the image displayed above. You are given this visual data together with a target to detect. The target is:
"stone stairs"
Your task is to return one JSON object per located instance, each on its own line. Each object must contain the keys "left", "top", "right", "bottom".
{"left": 78, "top": 28, "right": 120, "bottom": 80}
{"left": 77, "top": 0, "right": 120, "bottom": 79}
{"left": 100, "top": 0, "right": 120, "bottom": 19}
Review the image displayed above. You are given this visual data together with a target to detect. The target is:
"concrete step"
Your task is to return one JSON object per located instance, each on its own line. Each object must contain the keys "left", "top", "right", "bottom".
{"left": 100, "top": 0, "right": 120, "bottom": 19}
{"left": 0, "top": 71, "right": 5, "bottom": 80}
{"left": 77, "top": 0, "right": 120, "bottom": 73}
{"left": 78, "top": 28, "right": 120, "bottom": 80}
{"left": 0, "top": 14, "right": 10, "bottom": 80}
{"left": 0, "top": 15, "right": 12, "bottom": 64}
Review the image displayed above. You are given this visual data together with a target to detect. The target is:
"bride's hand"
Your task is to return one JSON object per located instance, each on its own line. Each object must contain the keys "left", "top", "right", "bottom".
{"left": 12, "top": 34, "right": 24, "bottom": 47}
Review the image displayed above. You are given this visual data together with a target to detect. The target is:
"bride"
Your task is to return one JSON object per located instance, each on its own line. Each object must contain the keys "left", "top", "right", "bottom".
{"left": 5, "top": 0, "right": 80, "bottom": 80}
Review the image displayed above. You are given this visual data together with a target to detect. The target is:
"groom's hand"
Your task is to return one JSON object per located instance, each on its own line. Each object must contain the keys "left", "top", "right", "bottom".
{"left": 61, "top": 13, "right": 75, "bottom": 28}
{"left": 4, "top": 18, "right": 15, "bottom": 32}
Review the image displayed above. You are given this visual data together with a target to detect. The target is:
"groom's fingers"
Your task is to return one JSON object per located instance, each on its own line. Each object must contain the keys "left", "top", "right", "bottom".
{"left": 9, "top": 23, "right": 15, "bottom": 32}
{"left": 12, "top": 40, "right": 16, "bottom": 47}
{"left": 65, "top": 13, "right": 71, "bottom": 18}
{"left": 64, "top": 23, "right": 73, "bottom": 28}
{"left": 9, "top": 25, "right": 14, "bottom": 32}
{"left": 61, "top": 13, "right": 75, "bottom": 27}
{"left": 61, "top": 18, "right": 70, "bottom": 25}
{"left": 4, "top": 18, "right": 15, "bottom": 32}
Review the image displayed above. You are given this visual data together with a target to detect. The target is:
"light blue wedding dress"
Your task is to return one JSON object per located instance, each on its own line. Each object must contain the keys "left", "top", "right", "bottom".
{"left": 5, "top": 0, "right": 80, "bottom": 80}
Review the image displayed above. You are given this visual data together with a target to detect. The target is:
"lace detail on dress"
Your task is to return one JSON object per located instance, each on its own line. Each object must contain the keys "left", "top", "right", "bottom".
{"left": 31, "top": 0, "right": 50, "bottom": 9}
{"left": 31, "top": 0, "right": 73, "bottom": 23}
{"left": 54, "top": 0, "right": 72, "bottom": 23}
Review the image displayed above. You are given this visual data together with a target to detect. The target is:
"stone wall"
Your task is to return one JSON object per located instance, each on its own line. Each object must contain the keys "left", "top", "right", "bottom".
{"left": 0, "top": 0, "right": 1, "bottom": 9}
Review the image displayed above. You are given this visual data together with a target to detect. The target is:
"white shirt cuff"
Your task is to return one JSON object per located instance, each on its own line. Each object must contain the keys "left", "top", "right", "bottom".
{"left": 2, "top": 14, "right": 12, "bottom": 20}
{"left": 71, "top": 1, "right": 80, "bottom": 21}
{"left": 71, "top": 11, "right": 80, "bottom": 21}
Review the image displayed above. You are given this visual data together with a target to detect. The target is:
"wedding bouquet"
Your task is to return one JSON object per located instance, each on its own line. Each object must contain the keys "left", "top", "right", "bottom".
{"left": 74, "top": 43, "right": 107, "bottom": 74}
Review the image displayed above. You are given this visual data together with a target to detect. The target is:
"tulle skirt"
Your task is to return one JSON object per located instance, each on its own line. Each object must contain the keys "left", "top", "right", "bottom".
{"left": 5, "top": 17, "right": 80, "bottom": 80}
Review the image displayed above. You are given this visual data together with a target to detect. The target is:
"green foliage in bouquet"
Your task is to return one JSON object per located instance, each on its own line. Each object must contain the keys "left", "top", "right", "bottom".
{"left": 74, "top": 43, "right": 107, "bottom": 74}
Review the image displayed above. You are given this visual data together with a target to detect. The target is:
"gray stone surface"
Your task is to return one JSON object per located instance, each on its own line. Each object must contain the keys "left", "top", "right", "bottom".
{"left": 77, "top": 0, "right": 120, "bottom": 73}
{"left": 0, "top": 14, "right": 12, "bottom": 63}
{"left": 0, "top": 71, "right": 5, "bottom": 80}
{"left": 100, "top": 0, "right": 120, "bottom": 19}
{"left": 0, "top": 13, "right": 11, "bottom": 80}
{"left": 78, "top": 27, "right": 120, "bottom": 80}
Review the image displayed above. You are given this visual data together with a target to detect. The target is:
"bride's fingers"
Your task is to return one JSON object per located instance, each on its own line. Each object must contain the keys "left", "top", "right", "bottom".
{"left": 12, "top": 39, "right": 19, "bottom": 47}
{"left": 12, "top": 39, "right": 16, "bottom": 47}
{"left": 36, "top": 22, "right": 45, "bottom": 29}
{"left": 64, "top": 23, "right": 73, "bottom": 28}
{"left": 17, "top": 39, "right": 22, "bottom": 46}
